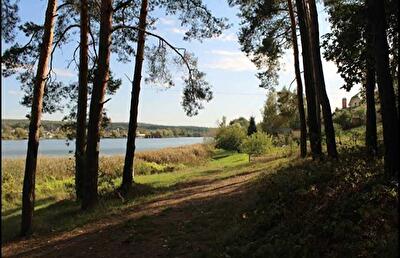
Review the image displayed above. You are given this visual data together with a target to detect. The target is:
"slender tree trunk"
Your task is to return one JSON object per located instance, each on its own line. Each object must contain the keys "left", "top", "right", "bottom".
{"left": 365, "top": 69, "right": 378, "bottom": 155}
{"left": 121, "top": 0, "right": 148, "bottom": 193}
{"left": 20, "top": 0, "right": 57, "bottom": 236}
{"left": 295, "top": 0, "right": 322, "bottom": 159}
{"left": 365, "top": 16, "right": 378, "bottom": 156}
{"left": 367, "top": 0, "right": 400, "bottom": 177}
{"left": 82, "top": 0, "right": 113, "bottom": 209}
{"left": 75, "top": 0, "right": 89, "bottom": 201}
{"left": 306, "top": 0, "right": 338, "bottom": 158}
{"left": 288, "top": 0, "right": 307, "bottom": 158}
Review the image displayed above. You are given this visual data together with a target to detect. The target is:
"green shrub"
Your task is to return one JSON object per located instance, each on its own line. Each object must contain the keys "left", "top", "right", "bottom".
{"left": 240, "top": 132, "right": 273, "bottom": 161}
{"left": 215, "top": 124, "right": 246, "bottom": 151}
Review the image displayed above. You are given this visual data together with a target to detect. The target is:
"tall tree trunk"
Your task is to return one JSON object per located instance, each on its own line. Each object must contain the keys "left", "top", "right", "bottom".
{"left": 367, "top": 0, "right": 400, "bottom": 177}
{"left": 306, "top": 0, "right": 338, "bottom": 158}
{"left": 121, "top": 0, "right": 148, "bottom": 193}
{"left": 20, "top": 0, "right": 57, "bottom": 236}
{"left": 365, "top": 68, "right": 378, "bottom": 155}
{"left": 75, "top": 0, "right": 89, "bottom": 201}
{"left": 82, "top": 0, "right": 113, "bottom": 209}
{"left": 288, "top": 0, "right": 307, "bottom": 158}
{"left": 295, "top": 0, "right": 322, "bottom": 159}
{"left": 365, "top": 15, "right": 378, "bottom": 156}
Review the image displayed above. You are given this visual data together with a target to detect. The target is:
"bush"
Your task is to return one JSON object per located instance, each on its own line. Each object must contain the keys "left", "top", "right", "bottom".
{"left": 240, "top": 132, "right": 273, "bottom": 161}
{"left": 215, "top": 124, "right": 246, "bottom": 151}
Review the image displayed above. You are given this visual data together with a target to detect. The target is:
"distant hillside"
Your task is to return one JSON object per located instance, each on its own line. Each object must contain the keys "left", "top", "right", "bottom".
{"left": 2, "top": 119, "right": 215, "bottom": 139}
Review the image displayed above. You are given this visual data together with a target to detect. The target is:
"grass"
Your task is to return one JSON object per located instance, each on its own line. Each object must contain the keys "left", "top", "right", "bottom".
{"left": 1, "top": 144, "right": 292, "bottom": 242}
{"left": 1, "top": 144, "right": 212, "bottom": 212}
{"left": 220, "top": 146, "right": 398, "bottom": 257}
{"left": 2, "top": 133, "right": 397, "bottom": 256}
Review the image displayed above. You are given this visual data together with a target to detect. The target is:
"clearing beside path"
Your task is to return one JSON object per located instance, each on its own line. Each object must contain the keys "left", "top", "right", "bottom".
{"left": 2, "top": 154, "right": 289, "bottom": 258}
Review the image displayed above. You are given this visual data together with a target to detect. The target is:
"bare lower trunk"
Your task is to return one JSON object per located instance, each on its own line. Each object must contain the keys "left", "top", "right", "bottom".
{"left": 21, "top": 0, "right": 57, "bottom": 236}
{"left": 120, "top": 0, "right": 148, "bottom": 193}
{"left": 288, "top": 0, "right": 307, "bottom": 158}
{"left": 367, "top": 0, "right": 400, "bottom": 177}
{"left": 75, "top": 0, "right": 89, "bottom": 201}
{"left": 296, "top": 0, "right": 322, "bottom": 159}
{"left": 365, "top": 17, "right": 377, "bottom": 156}
{"left": 82, "top": 0, "right": 113, "bottom": 210}
{"left": 307, "top": 0, "right": 337, "bottom": 158}
{"left": 365, "top": 71, "right": 377, "bottom": 155}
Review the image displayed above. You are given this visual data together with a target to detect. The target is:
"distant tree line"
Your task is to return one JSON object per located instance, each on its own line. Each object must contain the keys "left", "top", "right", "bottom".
{"left": 1, "top": 119, "right": 213, "bottom": 140}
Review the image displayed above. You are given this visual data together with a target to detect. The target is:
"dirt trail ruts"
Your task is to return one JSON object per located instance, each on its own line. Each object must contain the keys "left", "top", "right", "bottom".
{"left": 2, "top": 169, "right": 263, "bottom": 258}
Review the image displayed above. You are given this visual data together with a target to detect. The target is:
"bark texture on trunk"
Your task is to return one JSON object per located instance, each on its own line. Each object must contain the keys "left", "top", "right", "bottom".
{"left": 82, "top": 0, "right": 113, "bottom": 210}
{"left": 75, "top": 0, "right": 89, "bottom": 201}
{"left": 21, "top": 0, "right": 57, "bottom": 236}
{"left": 288, "top": 0, "right": 307, "bottom": 158}
{"left": 365, "top": 15, "right": 377, "bottom": 156}
{"left": 306, "top": 0, "right": 338, "bottom": 158}
{"left": 367, "top": 0, "right": 400, "bottom": 177}
{"left": 296, "top": 0, "right": 322, "bottom": 159}
{"left": 121, "top": 0, "right": 148, "bottom": 193}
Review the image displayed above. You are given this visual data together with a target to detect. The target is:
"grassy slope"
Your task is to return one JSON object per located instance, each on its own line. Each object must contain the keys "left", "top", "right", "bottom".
{"left": 1, "top": 145, "right": 291, "bottom": 242}
{"left": 221, "top": 147, "right": 398, "bottom": 257}
{"left": 2, "top": 136, "right": 397, "bottom": 256}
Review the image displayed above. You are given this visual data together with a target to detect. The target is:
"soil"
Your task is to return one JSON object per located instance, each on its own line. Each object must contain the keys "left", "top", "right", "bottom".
{"left": 2, "top": 169, "right": 263, "bottom": 257}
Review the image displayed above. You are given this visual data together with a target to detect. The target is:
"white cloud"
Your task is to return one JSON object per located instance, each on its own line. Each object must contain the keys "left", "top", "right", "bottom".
{"left": 53, "top": 68, "right": 76, "bottom": 77}
{"left": 159, "top": 17, "right": 175, "bottom": 26}
{"left": 211, "top": 33, "right": 237, "bottom": 42}
{"left": 170, "top": 28, "right": 187, "bottom": 35}
{"left": 204, "top": 50, "right": 257, "bottom": 72}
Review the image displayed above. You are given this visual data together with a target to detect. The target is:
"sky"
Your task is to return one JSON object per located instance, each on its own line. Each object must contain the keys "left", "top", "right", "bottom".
{"left": 1, "top": 0, "right": 361, "bottom": 127}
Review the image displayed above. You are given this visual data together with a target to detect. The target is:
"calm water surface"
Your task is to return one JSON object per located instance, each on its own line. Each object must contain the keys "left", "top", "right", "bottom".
{"left": 1, "top": 137, "right": 206, "bottom": 158}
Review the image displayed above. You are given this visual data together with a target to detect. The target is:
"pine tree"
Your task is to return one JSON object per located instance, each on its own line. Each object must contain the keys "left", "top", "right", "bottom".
{"left": 247, "top": 116, "right": 257, "bottom": 136}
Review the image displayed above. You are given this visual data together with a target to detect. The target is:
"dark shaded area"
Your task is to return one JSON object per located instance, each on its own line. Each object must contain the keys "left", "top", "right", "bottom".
{"left": 224, "top": 147, "right": 398, "bottom": 257}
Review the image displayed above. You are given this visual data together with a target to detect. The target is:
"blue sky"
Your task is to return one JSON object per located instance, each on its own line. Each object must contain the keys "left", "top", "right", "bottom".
{"left": 1, "top": 0, "right": 360, "bottom": 127}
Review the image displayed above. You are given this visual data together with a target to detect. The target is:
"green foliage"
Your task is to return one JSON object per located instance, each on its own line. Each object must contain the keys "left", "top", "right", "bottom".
{"left": 228, "top": 0, "right": 290, "bottom": 89}
{"left": 1, "top": 0, "right": 19, "bottom": 43}
{"left": 333, "top": 108, "right": 353, "bottom": 129}
{"left": 229, "top": 117, "right": 249, "bottom": 128}
{"left": 215, "top": 124, "right": 246, "bottom": 151}
{"left": 322, "top": 0, "right": 398, "bottom": 91}
{"left": 223, "top": 147, "right": 398, "bottom": 257}
{"left": 333, "top": 106, "right": 366, "bottom": 130}
{"left": 261, "top": 88, "right": 300, "bottom": 134}
{"left": 240, "top": 132, "right": 273, "bottom": 160}
{"left": 247, "top": 116, "right": 257, "bottom": 136}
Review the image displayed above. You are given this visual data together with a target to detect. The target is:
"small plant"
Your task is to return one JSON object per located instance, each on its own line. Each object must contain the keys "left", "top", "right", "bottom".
{"left": 240, "top": 132, "right": 273, "bottom": 162}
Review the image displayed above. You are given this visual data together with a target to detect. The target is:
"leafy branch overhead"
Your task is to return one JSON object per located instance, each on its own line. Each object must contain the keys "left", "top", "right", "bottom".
{"left": 228, "top": 0, "right": 292, "bottom": 89}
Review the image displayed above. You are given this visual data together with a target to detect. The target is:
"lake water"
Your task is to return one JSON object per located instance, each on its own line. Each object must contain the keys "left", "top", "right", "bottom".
{"left": 1, "top": 137, "right": 207, "bottom": 158}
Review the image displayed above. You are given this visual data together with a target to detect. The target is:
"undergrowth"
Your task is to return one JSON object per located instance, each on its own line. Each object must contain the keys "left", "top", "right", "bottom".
{"left": 222, "top": 146, "right": 398, "bottom": 257}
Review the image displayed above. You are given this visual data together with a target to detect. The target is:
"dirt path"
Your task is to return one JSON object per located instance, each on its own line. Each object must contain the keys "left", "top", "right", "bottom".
{"left": 2, "top": 169, "right": 263, "bottom": 257}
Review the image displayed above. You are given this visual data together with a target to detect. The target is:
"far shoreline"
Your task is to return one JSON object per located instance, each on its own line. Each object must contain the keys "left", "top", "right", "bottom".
{"left": 1, "top": 136, "right": 208, "bottom": 141}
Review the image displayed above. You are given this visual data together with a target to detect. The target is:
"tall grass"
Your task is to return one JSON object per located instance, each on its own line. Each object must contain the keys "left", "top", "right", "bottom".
{"left": 1, "top": 144, "right": 213, "bottom": 213}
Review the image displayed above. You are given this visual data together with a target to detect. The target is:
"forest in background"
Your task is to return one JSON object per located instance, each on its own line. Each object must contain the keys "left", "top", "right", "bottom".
{"left": 1, "top": 119, "right": 214, "bottom": 139}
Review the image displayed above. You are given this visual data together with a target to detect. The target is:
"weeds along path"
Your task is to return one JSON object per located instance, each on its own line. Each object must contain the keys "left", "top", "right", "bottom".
{"left": 2, "top": 157, "right": 286, "bottom": 257}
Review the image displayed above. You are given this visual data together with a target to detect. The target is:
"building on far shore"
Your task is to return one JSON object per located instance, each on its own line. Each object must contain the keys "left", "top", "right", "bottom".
{"left": 136, "top": 131, "right": 146, "bottom": 138}
{"left": 341, "top": 94, "right": 361, "bottom": 110}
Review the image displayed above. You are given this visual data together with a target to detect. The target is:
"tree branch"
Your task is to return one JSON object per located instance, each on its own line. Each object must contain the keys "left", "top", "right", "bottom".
{"left": 112, "top": 24, "right": 192, "bottom": 78}
{"left": 49, "top": 24, "right": 80, "bottom": 77}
